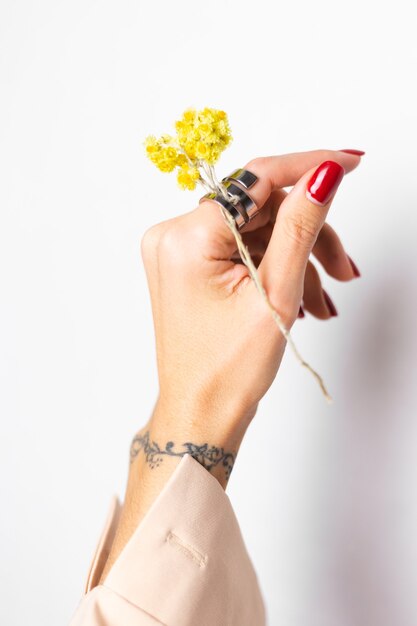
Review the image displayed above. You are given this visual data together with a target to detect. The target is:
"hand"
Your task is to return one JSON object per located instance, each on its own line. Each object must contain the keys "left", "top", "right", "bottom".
{"left": 141, "top": 150, "right": 362, "bottom": 448}
{"left": 99, "top": 149, "right": 363, "bottom": 579}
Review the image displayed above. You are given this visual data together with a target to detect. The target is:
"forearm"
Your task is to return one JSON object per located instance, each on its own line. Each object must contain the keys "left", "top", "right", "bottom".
{"left": 99, "top": 395, "right": 253, "bottom": 582}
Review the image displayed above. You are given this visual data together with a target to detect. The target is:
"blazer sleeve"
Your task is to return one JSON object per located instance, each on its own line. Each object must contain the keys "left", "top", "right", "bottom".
{"left": 68, "top": 453, "right": 266, "bottom": 626}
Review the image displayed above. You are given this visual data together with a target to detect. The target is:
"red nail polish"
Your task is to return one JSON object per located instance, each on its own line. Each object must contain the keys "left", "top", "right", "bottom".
{"left": 306, "top": 161, "right": 345, "bottom": 206}
{"left": 298, "top": 306, "right": 305, "bottom": 318}
{"left": 347, "top": 255, "right": 361, "bottom": 277}
{"left": 322, "top": 290, "right": 338, "bottom": 317}
{"left": 340, "top": 149, "right": 365, "bottom": 156}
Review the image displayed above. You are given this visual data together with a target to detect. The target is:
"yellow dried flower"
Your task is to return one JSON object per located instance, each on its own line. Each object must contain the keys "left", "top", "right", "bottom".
{"left": 176, "top": 153, "right": 188, "bottom": 167}
{"left": 144, "top": 135, "right": 159, "bottom": 155}
{"left": 195, "top": 142, "right": 209, "bottom": 159}
{"left": 183, "top": 109, "right": 196, "bottom": 122}
{"left": 144, "top": 135, "right": 181, "bottom": 173}
{"left": 144, "top": 107, "right": 232, "bottom": 189}
{"left": 177, "top": 164, "right": 200, "bottom": 190}
{"left": 174, "top": 107, "right": 232, "bottom": 165}
{"left": 197, "top": 123, "right": 211, "bottom": 137}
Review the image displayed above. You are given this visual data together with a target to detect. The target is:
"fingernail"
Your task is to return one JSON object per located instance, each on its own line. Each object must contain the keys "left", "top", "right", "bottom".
{"left": 347, "top": 255, "right": 361, "bottom": 278}
{"left": 298, "top": 306, "right": 305, "bottom": 318}
{"left": 306, "top": 161, "right": 345, "bottom": 206}
{"left": 322, "top": 290, "right": 338, "bottom": 317}
{"left": 339, "top": 149, "right": 365, "bottom": 156}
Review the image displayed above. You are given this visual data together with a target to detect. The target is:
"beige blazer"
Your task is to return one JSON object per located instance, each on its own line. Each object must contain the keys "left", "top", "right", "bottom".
{"left": 69, "top": 453, "right": 266, "bottom": 625}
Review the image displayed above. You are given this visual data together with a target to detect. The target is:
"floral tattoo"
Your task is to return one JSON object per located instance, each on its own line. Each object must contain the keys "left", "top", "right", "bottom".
{"left": 130, "top": 430, "right": 235, "bottom": 480}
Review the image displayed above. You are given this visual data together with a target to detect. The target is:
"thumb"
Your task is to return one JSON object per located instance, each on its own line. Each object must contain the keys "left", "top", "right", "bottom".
{"left": 257, "top": 160, "right": 345, "bottom": 320}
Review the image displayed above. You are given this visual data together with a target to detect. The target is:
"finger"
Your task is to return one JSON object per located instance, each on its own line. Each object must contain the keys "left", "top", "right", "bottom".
{"left": 191, "top": 149, "right": 362, "bottom": 260}
{"left": 240, "top": 188, "right": 287, "bottom": 234}
{"left": 243, "top": 149, "right": 360, "bottom": 202}
{"left": 235, "top": 220, "right": 361, "bottom": 286}
{"left": 230, "top": 189, "right": 287, "bottom": 261}
{"left": 230, "top": 230, "right": 271, "bottom": 261}
{"left": 313, "top": 222, "right": 359, "bottom": 281}
{"left": 257, "top": 160, "right": 345, "bottom": 321}
{"left": 302, "top": 261, "right": 337, "bottom": 320}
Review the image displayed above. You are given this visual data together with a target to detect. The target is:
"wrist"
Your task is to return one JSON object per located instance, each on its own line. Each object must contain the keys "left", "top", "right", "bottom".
{"left": 134, "top": 396, "right": 251, "bottom": 489}
{"left": 131, "top": 427, "right": 237, "bottom": 489}
{"left": 152, "top": 392, "right": 257, "bottom": 445}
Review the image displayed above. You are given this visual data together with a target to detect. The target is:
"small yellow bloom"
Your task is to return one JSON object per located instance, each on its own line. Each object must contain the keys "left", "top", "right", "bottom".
{"left": 183, "top": 140, "right": 197, "bottom": 160}
{"left": 144, "top": 135, "right": 158, "bottom": 153}
{"left": 197, "top": 123, "right": 211, "bottom": 136}
{"left": 195, "top": 142, "right": 209, "bottom": 158}
{"left": 206, "top": 146, "right": 221, "bottom": 165}
{"left": 144, "top": 135, "right": 181, "bottom": 173}
{"left": 183, "top": 109, "right": 196, "bottom": 122}
{"left": 176, "top": 153, "right": 188, "bottom": 167}
{"left": 165, "top": 147, "right": 177, "bottom": 160}
{"left": 177, "top": 164, "right": 200, "bottom": 190}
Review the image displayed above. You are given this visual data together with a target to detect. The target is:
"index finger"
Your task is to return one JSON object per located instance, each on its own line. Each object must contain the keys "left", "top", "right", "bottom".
{"left": 195, "top": 149, "right": 362, "bottom": 259}
{"left": 242, "top": 149, "right": 361, "bottom": 209}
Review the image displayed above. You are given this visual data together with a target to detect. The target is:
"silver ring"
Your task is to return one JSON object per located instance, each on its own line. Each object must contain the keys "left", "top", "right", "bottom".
{"left": 199, "top": 167, "right": 260, "bottom": 231}
{"left": 199, "top": 191, "right": 246, "bottom": 229}
{"left": 222, "top": 168, "right": 258, "bottom": 189}
{"left": 222, "top": 181, "right": 259, "bottom": 222}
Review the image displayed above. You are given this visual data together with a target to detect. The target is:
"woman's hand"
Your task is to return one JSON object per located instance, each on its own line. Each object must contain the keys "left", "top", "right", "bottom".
{"left": 141, "top": 150, "right": 362, "bottom": 452}
{"left": 99, "top": 149, "right": 363, "bottom": 581}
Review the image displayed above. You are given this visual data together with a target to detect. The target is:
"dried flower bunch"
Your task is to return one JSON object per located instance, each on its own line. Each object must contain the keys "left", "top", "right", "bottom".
{"left": 144, "top": 108, "right": 233, "bottom": 191}
{"left": 144, "top": 108, "right": 332, "bottom": 402}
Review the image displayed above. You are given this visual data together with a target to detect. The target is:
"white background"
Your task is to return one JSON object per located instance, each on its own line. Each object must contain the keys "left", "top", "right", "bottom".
{"left": 1, "top": 1, "right": 417, "bottom": 624}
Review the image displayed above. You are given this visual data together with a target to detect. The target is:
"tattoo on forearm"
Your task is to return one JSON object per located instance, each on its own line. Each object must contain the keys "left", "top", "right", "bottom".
{"left": 130, "top": 430, "right": 235, "bottom": 480}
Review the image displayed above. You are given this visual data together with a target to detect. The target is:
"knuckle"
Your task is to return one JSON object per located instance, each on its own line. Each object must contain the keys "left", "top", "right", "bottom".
{"left": 156, "top": 221, "right": 196, "bottom": 268}
{"left": 141, "top": 215, "right": 206, "bottom": 270}
{"left": 253, "top": 289, "right": 298, "bottom": 331}
{"left": 140, "top": 223, "right": 165, "bottom": 262}
{"left": 283, "top": 212, "right": 318, "bottom": 248}
{"left": 319, "top": 149, "right": 337, "bottom": 161}
{"left": 270, "top": 298, "right": 298, "bottom": 329}
{"left": 157, "top": 225, "right": 180, "bottom": 255}
{"left": 313, "top": 149, "right": 339, "bottom": 164}
{"left": 187, "top": 221, "right": 213, "bottom": 250}
{"left": 245, "top": 156, "right": 266, "bottom": 172}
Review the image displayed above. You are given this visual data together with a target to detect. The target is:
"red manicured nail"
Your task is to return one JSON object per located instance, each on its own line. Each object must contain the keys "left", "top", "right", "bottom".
{"left": 306, "top": 161, "right": 345, "bottom": 206}
{"left": 347, "top": 255, "right": 361, "bottom": 278}
{"left": 322, "top": 290, "right": 338, "bottom": 317}
{"left": 298, "top": 306, "right": 305, "bottom": 318}
{"left": 340, "top": 149, "right": 365, "bottom": 156}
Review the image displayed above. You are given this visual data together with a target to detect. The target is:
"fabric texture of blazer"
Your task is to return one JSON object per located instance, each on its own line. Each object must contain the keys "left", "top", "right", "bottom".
{"left": 69, "top": 453, "right": 266, "bottom": 625}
